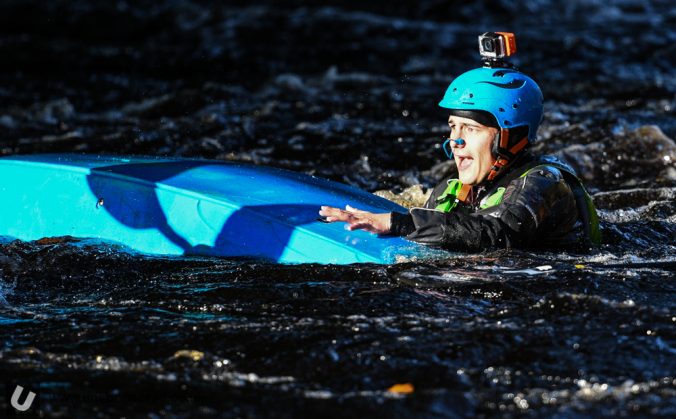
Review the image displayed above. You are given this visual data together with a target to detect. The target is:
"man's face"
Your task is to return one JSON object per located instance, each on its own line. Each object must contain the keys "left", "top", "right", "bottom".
{"left": 447, "top": 115, "right": 498, "bottom": 186}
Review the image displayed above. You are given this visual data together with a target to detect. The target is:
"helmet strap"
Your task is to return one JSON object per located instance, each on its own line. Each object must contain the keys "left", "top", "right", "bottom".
{"left": 488, "top": 127, "right": 530, "bottom": 181}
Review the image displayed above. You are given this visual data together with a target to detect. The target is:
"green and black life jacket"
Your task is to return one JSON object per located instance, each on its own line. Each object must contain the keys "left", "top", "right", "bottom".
{"left": 433, "top": 163, "right": 601, "bottom": 246}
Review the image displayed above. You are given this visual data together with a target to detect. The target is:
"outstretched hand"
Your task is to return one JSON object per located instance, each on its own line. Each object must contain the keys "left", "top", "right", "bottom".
{"left": 318, "top": 205, "right": 391, "bottom": 235}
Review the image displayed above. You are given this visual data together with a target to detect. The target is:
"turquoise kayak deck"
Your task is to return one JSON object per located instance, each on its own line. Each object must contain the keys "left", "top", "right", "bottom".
{"left": 0, "top": 154, "right": 436, "bottom": 264}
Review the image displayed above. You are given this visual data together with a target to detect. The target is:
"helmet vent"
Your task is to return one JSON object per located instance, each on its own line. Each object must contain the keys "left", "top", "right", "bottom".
{"left": 469, "top": 93, "right": 474, "bottom": 98}
{"left": 492, "top": 69, "right": 518, "bottom": 77}
{"left": 504, "top": 120, "right": 511, "bottom": 126}
{"left": 499, "top": 107, "right": 505, "bottom": 112}
{"left": 513, "top": 104, "right": 519, "bottom": 109}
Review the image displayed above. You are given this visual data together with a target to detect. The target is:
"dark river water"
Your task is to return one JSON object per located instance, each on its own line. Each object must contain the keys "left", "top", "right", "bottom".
{"left": 0, "top": 0, "right": 674, "bottom": 417}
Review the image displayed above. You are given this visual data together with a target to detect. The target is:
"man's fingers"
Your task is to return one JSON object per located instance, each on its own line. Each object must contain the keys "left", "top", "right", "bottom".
{"left": 345, "top": 205, "right": 367, "bottom": 214}
{"left": 322, "top": 205, "right": 367, "bottom": 216}
{"left": 320, "top": 205, "right": 378, "bottom": 229}
{"left": 347, "top": 223, "right": 365, "bottom": 231}
{"left": 347, "top": 219, "right": 376, "bottom": 230}
{"left": 319, "top": 206, "right": 345, "bottom": 218}
{"left": 348, "top": 223, "right": 368, "bottom": 231}
{"left": 319, "top": 205, "right": 336, "bottom": 215}
{"left": 320, "top": 205, "right": 389, "bottom": 234}
{"left": 319, "top": 206, "right": 364, "bottom": 224}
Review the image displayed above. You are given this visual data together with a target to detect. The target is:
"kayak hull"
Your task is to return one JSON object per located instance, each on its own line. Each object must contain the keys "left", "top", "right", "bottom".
{"left": 0, "top": 154, "right": 432, "bottom": 264}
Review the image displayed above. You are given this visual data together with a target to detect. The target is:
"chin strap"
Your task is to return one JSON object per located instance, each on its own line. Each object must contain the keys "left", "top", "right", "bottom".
{"left": 487, "top": 127, "right": 529, "bottom": 181}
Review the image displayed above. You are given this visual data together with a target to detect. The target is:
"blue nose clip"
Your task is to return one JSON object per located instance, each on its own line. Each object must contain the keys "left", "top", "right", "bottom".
{"left": 442, "top": 138, "right": 465, "bottom": 159}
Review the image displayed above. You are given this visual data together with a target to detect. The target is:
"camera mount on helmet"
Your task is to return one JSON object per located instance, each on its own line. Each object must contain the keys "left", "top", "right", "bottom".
{"left": 478, "top": 32, "right": 517, "bottom": 69}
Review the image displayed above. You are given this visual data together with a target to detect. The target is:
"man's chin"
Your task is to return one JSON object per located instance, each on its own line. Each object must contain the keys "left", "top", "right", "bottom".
{"left": 458, "top": 174, "right": 475, "bottom": 186}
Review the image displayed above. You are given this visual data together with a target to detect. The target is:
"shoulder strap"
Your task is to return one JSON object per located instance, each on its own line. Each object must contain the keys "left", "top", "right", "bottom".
{"left": 522, "top": 164, "right": 602, "bottom": 246}
{"left": 434, "top": 179, "right": 463, "bottom": 212}
{"left": 480, "top": 187, "right": 506, "bottom": 209}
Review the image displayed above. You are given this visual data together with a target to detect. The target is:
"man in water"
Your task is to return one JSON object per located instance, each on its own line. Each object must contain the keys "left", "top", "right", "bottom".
{"left": 319, "top": 63, "right": 601, "bottom": 251}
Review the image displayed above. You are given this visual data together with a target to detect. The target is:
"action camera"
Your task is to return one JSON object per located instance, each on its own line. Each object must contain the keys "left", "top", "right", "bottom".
{"left": 478, "top": 32, "right": 516, "bottom": 60}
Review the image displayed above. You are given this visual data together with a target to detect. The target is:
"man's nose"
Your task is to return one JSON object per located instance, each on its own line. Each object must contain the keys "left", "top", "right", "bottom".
{"left": 451, "top": 138, "right": 466, "bottom": 147}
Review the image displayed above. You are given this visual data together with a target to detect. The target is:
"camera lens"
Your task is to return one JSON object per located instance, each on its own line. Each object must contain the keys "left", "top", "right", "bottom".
{"left": 482, "top": 39, "right": 494, "bottom": 52}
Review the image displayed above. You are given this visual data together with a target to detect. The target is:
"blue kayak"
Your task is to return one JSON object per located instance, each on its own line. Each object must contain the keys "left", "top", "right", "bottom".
{"left": 0, "top": 154, "right": 440, "bottom": 264}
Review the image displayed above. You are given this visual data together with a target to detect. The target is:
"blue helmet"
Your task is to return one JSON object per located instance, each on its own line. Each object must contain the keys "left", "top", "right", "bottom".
{"left": 438, "top": 67, "right": 543, "bottom": 141}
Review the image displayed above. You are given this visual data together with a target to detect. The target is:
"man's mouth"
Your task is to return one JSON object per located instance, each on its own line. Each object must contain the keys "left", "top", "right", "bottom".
{"left": 457, "top": 156, "right": 473, "bottom": 171}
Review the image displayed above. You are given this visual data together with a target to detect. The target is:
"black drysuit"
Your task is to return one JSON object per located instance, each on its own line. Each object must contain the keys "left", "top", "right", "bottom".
{"left": 389, "top": 153, "right": 600, "bottom": 251}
